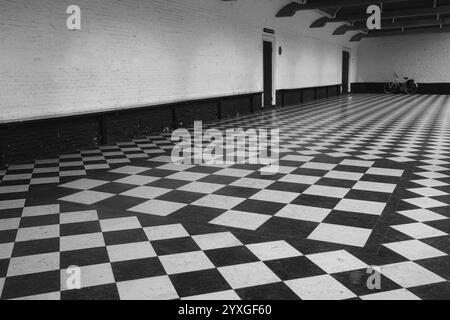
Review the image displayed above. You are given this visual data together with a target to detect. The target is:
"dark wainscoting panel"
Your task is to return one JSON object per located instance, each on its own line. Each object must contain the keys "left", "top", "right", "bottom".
{"left": 220, "top": 95, "right": 253, "bottom": 119}
{"left": 276, "top": 85, "right": 342, "bottom": 107}
{"left": 0, "top": 84, "right": 343, "bottom": 165}
{"left": 315, "top": 87, "right": 327, "bottom": 100}
{"left": 174, "top": 100, "right": 218, "bottom": 128}
{"left": 327, "top": 85, "right": 339, "bottom": 97}
{"left": 0, "top": 92, "right": 262, "bottom": 165}
{"left": 0, "top": 116, "right": 101, "bottom": 165}
{"left": 352, "top": 82, "right": 450, "bottom": 95}
{"left": 102, "top": 106, "right": 173, "bottom": 144}
{"left": 302, "top": 88, "right": 316, "bottom": 102}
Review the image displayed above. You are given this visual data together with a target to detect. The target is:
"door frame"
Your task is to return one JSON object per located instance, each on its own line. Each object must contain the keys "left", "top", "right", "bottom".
{"left": 262, "top": 33, "right": 276, "bottom": 107}
{"left": 342, "top": 48, "right": 351, "bottom": 94}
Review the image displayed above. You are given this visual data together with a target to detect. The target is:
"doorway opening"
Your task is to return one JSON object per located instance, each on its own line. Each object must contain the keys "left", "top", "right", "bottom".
{"left": 263, "top": 34, "right": 275, "bottom": 107}
{"left": 342, "top": 50, "right": 350, "bottom": 94}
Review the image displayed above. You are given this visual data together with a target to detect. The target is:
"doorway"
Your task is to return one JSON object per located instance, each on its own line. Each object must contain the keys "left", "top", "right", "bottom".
{"left": 342, "top": 51, "right": 350, "bottom": 94}
{"left": 263, "top": 38, "right": 274, "bottom": 107}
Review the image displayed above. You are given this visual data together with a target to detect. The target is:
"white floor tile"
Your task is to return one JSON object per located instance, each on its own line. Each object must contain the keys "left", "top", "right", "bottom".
{"left": 2, "top": 174, "right": 32, "bottom": 181}
{"left": 360, "top": 289, "right": 420, "bottom": 300}
{"left": 193, "top": 194, "right": 244, "bottom": 210}
{"left": 286, "top": 275, "right": 356, "bottom": 300}
{"left": 178, "top": 182, "right": 225, "bottom": 194}
{"left": 366, "top": 167, "right": 404, "bottom": 177}
{"left": 156, "top": 163, "right": 195, "bottom": 172}
{"left": 159, "top": 251, "right": 214, "bottom": 275}
{"left": 397, "top": 209, "right": 447, "bottom": 222}
{"left": 246, "top": 241, "right": 302, "bottom": 261}
{"left": 16, "top": 225, "right": 59, "bottom": 242}
{"left": 381, "top": 261, "right": 445, "bottom": 288}
{"left": 250, "top": 190, "right": 299, "bottom": 204}
{"left": 115, "top": 175, "right": 160, "bottom": 186}
{"left": 392, "top": 223, "right": 447, "bottom": 239}
{"left": 100, "top": 216, "right": 141, "bottom": 232}
{"left": 304, "top": 185, "right": 350, "bottom": 198}
{"left": 85, "top": 164, "right": 110, "bottom": 170}
{"left": 0, "top": 218, "right": 21, "bottom": 231}
{"left": 230, "top": 178, "right": 274, "bottom": 189}
{"left": 8, "top": 252, "right": 60, "bottom": 277}
{"left": 120, "top": 186, "right": 171, "bottom": 199}
{"left": 12, "top": 291, "right": 61, "bottom": 301}
{"left": 0, "top": 243, "right": 14, "bottom": 260}
{"left": 308, "top": 223, "right": 372, "bottom": 247}
{"left": 59, "top": 170, "right": 87, "bottom": 177}
{"left": 278, "top": 174, "right": 321, "bottom": 185}
{"left": 22, "top": 204, "right": 60, "bottom": 217}
{"left": 0, "top": 199, "right": 25, "bottom": 210}
{"left": 60, "top": 233, "right": 105, "bottom": 252}
{"left": 30, "top": 177, "right": 60, "bottom": 185}
{"left": 144, "top": 224, "right": 189, "bottom": 241}
{"left": 0, "top": 185, "right": 29, "bottom": 194}
{"left": 307, "top": 250, "right": 367, "bottom": 274}
{"left": 183, "top": 290, "right": 241, "bottom": 300}
{"left": 214, "top": 168, "right": 253, "bottom": 177}
{"left": 107, "top": 242, "right": 156, "bottom": 262}
{"left": 407, "top": 187, "right": 447, "bottom": 197}
{"left": 128, "top": 200, "right": 186, "bottom": 216}
{"left": 353, "top": 181, "right": 396, "bottom": 193}
{"left": 110, "top": 166, "right": 150, "bottom": 175}
{"left": 281, "top": 155, "right": 314, "bottom": 162}
{"left": 301, "top": 162, "right": 337, "bottom": 171}
{"left": 412, "top": 179, "right": 447, "bottom": 187}
{"left": 60, "top": 210, "right": 98, "bottom": 224}
{"left": 218, "top": 262, "right": 280, "bottom": 289}
{"left": 59, "top": 190, "right": 114, "bottom": 205}
{"left": 192, "top": 232, "right": 242, "bottom": 251}
{"left": 275, "top": 204, "right": 331, "bottom": 223}
{"left": 60, "top": 178, "right": 108, "bottom": 190}
{"left": 61, "top": 263, "right": 115, "bottom": 290}
{"left": 340, "top": 159, "right": 374, "bottom": 167}
{"left": 148, "top": 155, "right": 173, "bottom": 163}
{"left": 117, "top": 276, "right": 179, "bottom": 300}
{"left": 210, "top": 210, "right": 271, "bottom": 230}
{"left": 166, "top": 172, "right": 208, "bottom": 181}
{"left": 403, "top": 197, "right": 447, "bottom": 208}
{"left": 324, "top": 171, "right": 364, "bottom": 181}
{"left": 383, "top": 240, "right": 446, "bottom": 260}
{"left": 335, "top": 199, "right": 386, "bottom": 216}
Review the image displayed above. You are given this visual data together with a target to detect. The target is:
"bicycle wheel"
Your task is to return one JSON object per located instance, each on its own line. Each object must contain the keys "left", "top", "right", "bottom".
{"left": 384, "top": 82, "right": 399, "bottom": 94}
{"left": 405, "top": 80, "right": 418, "bottom": 94}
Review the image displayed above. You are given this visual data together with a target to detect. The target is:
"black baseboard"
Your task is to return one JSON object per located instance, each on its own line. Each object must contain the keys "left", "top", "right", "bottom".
{"left": 352, "top": 82, "right": 450, "bottom": 95}
{"left": 276, "top": 84, "right": 342, "bottom": 107}
{"left": 0, "top": 84, "right": 340, "bottom": 165}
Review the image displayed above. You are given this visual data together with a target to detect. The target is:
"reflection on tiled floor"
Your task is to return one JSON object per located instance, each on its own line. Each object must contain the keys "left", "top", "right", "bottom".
{"left": 1, "top": 94, "right": 449, "bottom": 300}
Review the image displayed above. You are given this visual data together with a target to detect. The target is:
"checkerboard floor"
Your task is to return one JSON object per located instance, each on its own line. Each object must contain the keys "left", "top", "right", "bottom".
{"left": 1, "top": 94, "right": 449, "bottom": 300}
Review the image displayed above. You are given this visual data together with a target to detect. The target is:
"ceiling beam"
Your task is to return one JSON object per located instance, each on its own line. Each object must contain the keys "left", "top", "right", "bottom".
{"left": 311, "top": 4, "right": 450, "bottom": 27}
{"left": 277, "top": 0, "right": 411, "bottom": 17}
{"left": 333, "top": 17, "right": 450, "bottom": 35}
{"left": 350, "top": 25, "right": 450, "bottom": 41}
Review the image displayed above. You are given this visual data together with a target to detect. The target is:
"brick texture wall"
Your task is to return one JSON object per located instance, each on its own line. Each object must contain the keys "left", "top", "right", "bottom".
{"left": 0, "top": 0, "right": 358, "bottom": 123}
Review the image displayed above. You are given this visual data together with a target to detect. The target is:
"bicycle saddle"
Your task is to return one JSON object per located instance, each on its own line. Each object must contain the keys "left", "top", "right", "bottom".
{"left": 403, "top": 77, "right": 409, "bottom": 80}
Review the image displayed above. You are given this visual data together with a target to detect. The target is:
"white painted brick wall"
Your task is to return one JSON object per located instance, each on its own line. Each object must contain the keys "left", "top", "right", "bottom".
{"left": 357, "top": 33, "right": 450, "bottom": 83}
{"left": 0, "top": 0, "right": 359, "bottom": 122}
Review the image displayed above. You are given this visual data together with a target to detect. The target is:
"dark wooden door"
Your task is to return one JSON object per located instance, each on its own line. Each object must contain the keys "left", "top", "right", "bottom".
{"left": 263, "top": 41, "right": 273, "bottom": 106}
{"left": 342, "top": 51, "right": 350, "bottom": 94}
